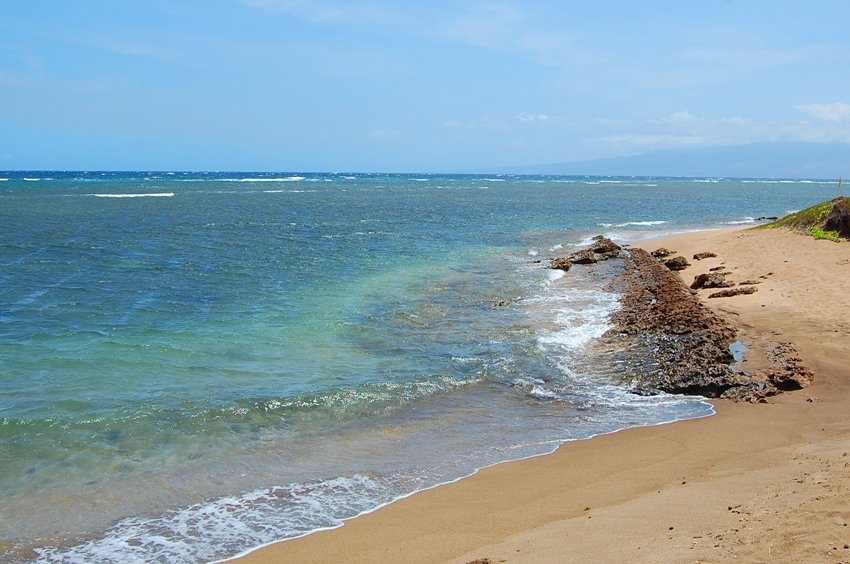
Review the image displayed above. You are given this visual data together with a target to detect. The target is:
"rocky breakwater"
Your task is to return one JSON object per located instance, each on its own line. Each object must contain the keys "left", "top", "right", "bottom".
{"left": 550, "top": 237, "right": 812, "bottom": 401}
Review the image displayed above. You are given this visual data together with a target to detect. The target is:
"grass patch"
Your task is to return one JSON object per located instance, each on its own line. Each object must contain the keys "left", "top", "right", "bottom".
{"left": 808, "top": 226, "right": 843, "bottom": 242}
{"left": 756, "top": 196, "right": 849, "bottom": 242}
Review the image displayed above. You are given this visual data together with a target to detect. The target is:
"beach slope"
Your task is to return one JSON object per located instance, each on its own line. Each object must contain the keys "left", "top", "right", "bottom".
{"left": 238, "top": 226, "right": 850, "bottom": 563}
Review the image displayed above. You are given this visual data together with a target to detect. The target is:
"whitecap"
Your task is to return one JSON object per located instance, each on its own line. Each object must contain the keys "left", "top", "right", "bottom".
{"left": 597, "top": 220, "right": 668, "bottom": 228}
{"left": 724, "top": 217, "right": 757, "bottom": 225}
{"left": 89, "top": 193, "right": 175, "bottom": 198}
{"left": 196, "top": 177, "right": 307, "bottom": 183}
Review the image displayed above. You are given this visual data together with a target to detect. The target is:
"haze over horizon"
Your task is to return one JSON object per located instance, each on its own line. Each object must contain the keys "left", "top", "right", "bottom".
{"left": 2, "top": 1, "right": 849, "bottom": 174}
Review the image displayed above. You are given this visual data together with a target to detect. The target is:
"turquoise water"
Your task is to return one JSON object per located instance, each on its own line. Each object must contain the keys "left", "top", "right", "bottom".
{"left": 0, "top": 172, "right": 834, "bottom": 561}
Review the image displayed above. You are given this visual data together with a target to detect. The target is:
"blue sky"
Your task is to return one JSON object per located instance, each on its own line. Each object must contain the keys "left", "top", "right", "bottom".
{"left": 1, "top": 1, "right": 849, "bottom": 172}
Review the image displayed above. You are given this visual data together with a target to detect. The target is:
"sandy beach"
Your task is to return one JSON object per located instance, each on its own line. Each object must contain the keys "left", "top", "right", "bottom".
{"left": 237, "top": 225, "right": 850, "bottom": 563}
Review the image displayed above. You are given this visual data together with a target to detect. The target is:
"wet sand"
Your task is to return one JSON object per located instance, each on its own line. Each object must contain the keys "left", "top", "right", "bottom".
{"left": 237, "top": 226, "right": 850, "bottom": 563}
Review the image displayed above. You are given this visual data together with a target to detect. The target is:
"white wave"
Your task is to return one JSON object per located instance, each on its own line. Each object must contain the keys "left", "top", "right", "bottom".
{"left": 598, "top": 180, "right": 623, "bottom": 183}
{"left": 0, "top": 178, "right": 8, "bottom": 181}
{"left": 89, "top": 193, "right": 175, "bottom": 198}
{"left": 549, "top": 243, "right": 563, "bottom": 251}
{"left": 528, "top": 249, "right": 539, "bottom": 257}
{"left": 597, "top": 220, "right": 668, "bottom": 228}
{"left": 23, "top": 178, "right": 52, "bottom": 181}
{"left": 483, "top": 178, "right": 506, "bottom": 182}
{"left": 262, "top": 189, "right": 317, "bottom": 194}
{"left": 786, "top": 209, "right": 799, "bottom": 214}
{"left": 724, "top": 217, "right": 757, "bottom": 225}
{"left": 413, "top": 178, "right": 429, "bottom": 182}
{"left": 35, "top": 474, "right": 395, "bottom": 563}
{"left": 185, "top": 177, "right": 307, "bottom": 183}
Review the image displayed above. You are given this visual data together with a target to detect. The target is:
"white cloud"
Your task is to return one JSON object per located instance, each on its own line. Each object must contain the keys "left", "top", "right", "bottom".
{"left": 660, "top": 111, "right": 698, "bottom": 123}
{"left": 796, "top": 102, "right": 850, "bottom": 122}
{"left": 443, "top": 112, "right": 560, "bottom": 130}
{"left": 516, "top": 112, "right": 550, "bottom": 122}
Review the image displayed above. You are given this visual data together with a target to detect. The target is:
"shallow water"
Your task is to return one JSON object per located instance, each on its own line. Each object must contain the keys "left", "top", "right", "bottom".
{"left": 0, "top": 172, "right": 833, "bottom": 561}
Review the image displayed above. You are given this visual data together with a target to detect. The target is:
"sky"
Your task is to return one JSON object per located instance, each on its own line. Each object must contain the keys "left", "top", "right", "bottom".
{"left": 1, "top": 0, "right": 849, "bottom": 172}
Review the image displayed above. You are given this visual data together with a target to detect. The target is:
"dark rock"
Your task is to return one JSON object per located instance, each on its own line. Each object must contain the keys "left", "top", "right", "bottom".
{"left": 691, "top": 272, "right": 735, "bottom": 290}
{"left": 693, "top": 252, "right": 717, "bottom": 260}
{"left": 708, "top": 286, "right": 758, "bottom": 298}
{"left": 664, "top": 256, "right": 690, "bottom": 271}
{"left": 493, "top": 297, "right": 523, "bottom": 308}
{"left": 765, "top": 342, "right": 814, "bottom": 390}
{"left": 590, "top": 235, "right": 621, "bottom": 257}
{"left": 738, "top": 279, "right": 761, "bottom": 286}
{"left": 550, "top": 236, "right": 623, "bottom": 268}
{"left": 570, "top": 249, "right": 600, "bottom": 264}
{"left": 651, "top": 247, "right": 675, "bottom": 258}
{"left": 823, "top": 197, "right": 850, "bottom": 238}
{"left": 709, "top": 265, "right": 726, "bottom": 271}
{"left": 603, "top": 248, "right": 741, "bottom": 398}
{"left": 549, "top": 257, "right": 572, "bottom": 271}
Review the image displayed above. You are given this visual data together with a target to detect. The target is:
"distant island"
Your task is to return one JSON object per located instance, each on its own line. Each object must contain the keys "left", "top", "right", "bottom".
{"left": 483, "top": 142, "right": 850, "bottom": 179}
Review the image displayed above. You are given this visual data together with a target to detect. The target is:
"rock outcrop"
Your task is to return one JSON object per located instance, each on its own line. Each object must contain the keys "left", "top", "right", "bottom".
{"left": 552, "top": 236, "right": 812, "bottom": 402}
{"left": 549, "top": 236, "right": 622, "bottom": 269}
{"left": 605, "top": 248, "right": 751, "bottom": 398}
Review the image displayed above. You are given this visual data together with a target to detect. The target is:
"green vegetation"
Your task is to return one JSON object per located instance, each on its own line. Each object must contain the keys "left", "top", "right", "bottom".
{"left": 808, "top": 226, "right": 843, "bottom": 242}
{"left": 757, "top": 196, "right": 850, "bottom": 242}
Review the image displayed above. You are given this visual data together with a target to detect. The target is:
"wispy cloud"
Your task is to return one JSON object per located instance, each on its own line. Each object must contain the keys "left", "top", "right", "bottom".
{"left": 796, "top": 102, "right": 850, "bottom": 122}
{"left": 443, "top": 111, "right": 561, "bottom": 130}
{"left": 434, "top": 3, "right": 576, "bottom": 65}
{"left": 241, "top": 1, "right": 596, "bottom": 67}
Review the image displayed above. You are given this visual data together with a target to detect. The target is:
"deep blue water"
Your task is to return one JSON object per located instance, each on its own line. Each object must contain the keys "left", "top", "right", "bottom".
{"left": 0, "top": 171, "right": 835, "bottom": 561}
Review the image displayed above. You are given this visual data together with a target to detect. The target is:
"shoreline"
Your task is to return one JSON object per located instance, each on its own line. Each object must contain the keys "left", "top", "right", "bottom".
{"left": 235, "top": 225, "right": 850, "bottom": 562}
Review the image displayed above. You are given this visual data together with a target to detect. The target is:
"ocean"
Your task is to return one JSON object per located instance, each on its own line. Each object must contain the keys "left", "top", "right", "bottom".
{"left": 0, "top": 172, "right": 834, "bottom": 561}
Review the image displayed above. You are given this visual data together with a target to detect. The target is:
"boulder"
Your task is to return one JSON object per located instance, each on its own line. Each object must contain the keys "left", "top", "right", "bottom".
{"left": 664, "top": 256, "right": 690, "bottom": 271}
{"left": 690, "top": 272, "right": 734, "bottom": 289}
{"left": 708, "top": 286, "right": 758, "bottom": 298}
{"left": 693, "top": 252, "right": 717, "bottom": 260}
{"left": 651, "top": 247, "right": 674, "bottom": 258}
